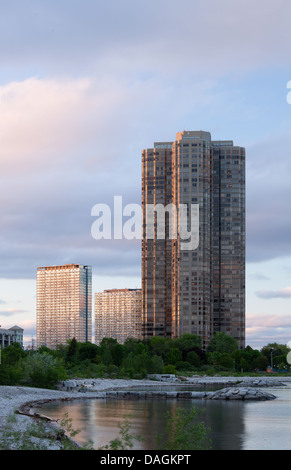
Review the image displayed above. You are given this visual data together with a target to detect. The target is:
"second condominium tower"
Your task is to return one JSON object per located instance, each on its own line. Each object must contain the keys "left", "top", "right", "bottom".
{"left": 142, "top": 130, "right": 245, "bottom": 349}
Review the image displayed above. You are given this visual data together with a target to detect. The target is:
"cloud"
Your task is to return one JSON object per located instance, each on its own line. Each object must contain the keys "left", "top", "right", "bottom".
{"left": 0, "top": 2, "right": 291, "bottom": 283}
{"left": 0, "top": 74, "right": 232, "bottom": 280}
{"left": 246, "top": 132, "right": 291, "bottom": 263}
{"left": 0, "top": 76, "right": 130, "bottom": 173}
{"left": 1, "top": 0, "right": 291, "bottom": 78}
{"left": 247, "top": 313, "right": 291, "bottom": 329}
{"left": 256, "top": 287, "right": 291, "bottom": 299}
{"left": 0, "top": 309, "right": 28, "bottom": 317}
{"left": 248, "top": 273, "right": 270, "bottom": 281}
{"left": 246, "top": 313, "right": 291, "bottom": 348}
{"left": 0, "top": 75, "right": 143, "bottom": 278}
{"left": 0, "top": 73, "right": 290, "bottom": 282}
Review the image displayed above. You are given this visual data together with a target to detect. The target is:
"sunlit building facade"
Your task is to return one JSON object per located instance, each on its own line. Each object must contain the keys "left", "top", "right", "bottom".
{"left": 95, "top": 289, "right": 142, "bottom": 344}
{"left": 142, "top": 130, "right": 245, "bottom": 349}
{"left": 36, "top": 264, "right": 92, "bottom": 349}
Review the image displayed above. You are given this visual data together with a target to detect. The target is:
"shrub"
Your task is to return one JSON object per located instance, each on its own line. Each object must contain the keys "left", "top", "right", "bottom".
{"left": 23, "top": 352, "right": 66, "bottom": 388}
{"left": 157, "top": 406, "right": 211, "bottom": 450}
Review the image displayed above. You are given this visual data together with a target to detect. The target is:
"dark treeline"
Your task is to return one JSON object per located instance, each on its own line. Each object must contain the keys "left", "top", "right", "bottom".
{"left": 0, "top": 332, "right": 290, "bottom": 389}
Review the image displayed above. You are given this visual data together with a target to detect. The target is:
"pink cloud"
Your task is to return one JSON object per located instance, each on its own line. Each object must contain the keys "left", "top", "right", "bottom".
{"left": 0, "top": 77, "right": 93, "bottom": 170}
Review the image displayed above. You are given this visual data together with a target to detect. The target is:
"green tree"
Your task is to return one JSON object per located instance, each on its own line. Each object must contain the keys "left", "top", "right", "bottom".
{"left": 252, "top": 354, "right": 268, "bottom": 371}
{"left": 0, "top": 343, "right": 26, "bottom": 385}
{"left": 123, "top": 338, "right": 148, "bottom": 356}
{"left": 186, "top": 350, "right": 201, "bottom": 367}
{"left": 1, "top": 342, "right": 26, "bottom": 365}
{"left": 78, "top": 342, "right": 100, "bottom": 362}
{"left": 173, "top": 334, "right": 202, "bottom": 352}
{"left": 272, "top": 354, "right": 289, "bottom": 370}
{"left": 165, "top": 348, "right": 182, "bottom": 365}
{"left": 206, "top": 351, "right": 233, "bottom": 369}
{"left": 163, "top": 364, "right": 177, "bottom": 374}
{"left": 207, "top": 332, "right": 238, "bottom": 354}
{"left": 99, "top": 338, "right": 124, "bottom": 366}
{"left": 261, "top": 343, "right": 290, "bottom": 367}
{"left": 66, "top": 338, "right": 78, "bottom": 363}
{"left": 0, "top": 364, "right": 23, "bottom": 385}
{"left": 110, "top": 343, "right": 125, "bottom": 367}
{"left": 231, "top": 346, "right": 267, "bottom": 372}
{"left": 149, "top": 337, "right": 171, "bottom": 359}
{"left": 23, "top": 352, "right": 66, "bottom": 388}
{"left": 151, "top": 354, "right": 164, "bottom": 373}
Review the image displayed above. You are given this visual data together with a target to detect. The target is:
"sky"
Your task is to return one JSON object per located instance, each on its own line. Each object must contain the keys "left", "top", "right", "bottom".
{"left": 1, "top": 0, "right": 291, "bottom": 349}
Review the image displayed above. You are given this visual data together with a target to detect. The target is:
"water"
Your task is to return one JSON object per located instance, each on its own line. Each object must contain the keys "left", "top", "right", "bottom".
{"left": 34, "top": 384, "right": 291, "bottom": 450}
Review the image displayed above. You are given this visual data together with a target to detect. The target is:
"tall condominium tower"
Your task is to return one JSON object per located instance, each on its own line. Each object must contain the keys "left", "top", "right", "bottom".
{"left": 95, "top": 289, "right": 142, "bottom": 344}
{"left": 37, "top": 264, "right": 92, "bottom": 349}
{"left": 142, "top": 130, "right": 245, "bottom": 349}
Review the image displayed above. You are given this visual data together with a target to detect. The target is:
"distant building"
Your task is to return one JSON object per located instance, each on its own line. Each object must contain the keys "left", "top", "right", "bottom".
{"left": 95, "top": 289, "right": 142, "bottom": 344}
{"left": 0, "top": 326, "right": 24, "bottom": 349}
{"left": 142, "top": 130, "right": 245, "bottom": 349}
{"left": 36, "top": 264, "right": 92, "bottom": 349}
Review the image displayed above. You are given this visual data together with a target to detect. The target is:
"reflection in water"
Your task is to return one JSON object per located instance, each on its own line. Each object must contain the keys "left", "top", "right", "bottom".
{"left": 34, "top": 386, "right": 291, "bottom": 450}
{"left": 34, "top": 397, "right": 245, "bottom": 450}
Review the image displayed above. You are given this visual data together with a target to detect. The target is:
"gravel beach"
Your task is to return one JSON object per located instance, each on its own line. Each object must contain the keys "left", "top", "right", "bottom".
{"left": 1, "top": 376, "right": 290, "bottom": 450}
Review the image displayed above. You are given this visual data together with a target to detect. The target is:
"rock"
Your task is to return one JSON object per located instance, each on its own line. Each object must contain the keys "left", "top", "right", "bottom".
{"left": 63, "top": 380, "right": 76, "bottom": 391}
{"left": 190, "top": 392, "right": 206, "bottom": 398}
{"left": 204, "top": 387, "right": 277, "bottom": 401}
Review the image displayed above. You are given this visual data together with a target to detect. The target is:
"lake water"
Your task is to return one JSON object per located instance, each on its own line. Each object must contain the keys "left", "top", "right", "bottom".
{"left": 34, "top": 384, "right": 291, "bottom": 450}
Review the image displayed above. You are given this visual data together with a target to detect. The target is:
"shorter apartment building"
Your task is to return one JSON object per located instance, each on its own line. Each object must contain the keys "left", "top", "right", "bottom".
{"left": 95, "top": 289, "right": 142, "bottom": 344}
{"left": 0, "top": 325, "right": 24, "bottom": 349}
{"left": 36, "top": 264, "right": 92, "bottom": 349}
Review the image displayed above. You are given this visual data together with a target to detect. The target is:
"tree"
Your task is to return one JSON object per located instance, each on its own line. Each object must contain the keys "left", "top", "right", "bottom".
{"left": 165, "top": 348, "right": 182, "bottom": 365}
{"left": 78, "top": 342, "right": 100, "bottom": 362}
{"left": 123, "top": 338, "right": 148, "bottom": 356}
{"left": 173, "top": 334, "right": 202, "bottom": 353}
{"left": 232, "top": 346, "right": 264, "bottom": 372}
{"left": 0, "top": 343, "right": 26, "bottom": 385}
{"left": 66, "top": 338, "right": 78, "bottom": 363}
{"left": 186, "top": 350, "right": 201, "bottom": 367}
{"left": 23, "top": 352, "right": 66, "bottom": 388}
{"left": 261, "top": 343, "right": 290, "bottom": 366}
{"left": 252, "top": 354, "right": 268, "bottom": 371}
{"left": 1, "top": 342, "right": 26, "bottom": 365}
{"left": 207, "top": 332, "right": 238, "bottom": 354}
{"left": 149, "top": 337, "right": 171, "bottom": 359}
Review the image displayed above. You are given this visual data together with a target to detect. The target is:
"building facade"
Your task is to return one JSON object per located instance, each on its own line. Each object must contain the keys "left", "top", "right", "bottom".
{"left": 142, "top": 130, "right": 245, "bottom": 349}
{"left": 36, "top": 264, "right": 92, "bottom": 349}
{"left": 0, "top": 326, "right": 24, "bottom": 349}
{"left": 95, "top": 289, "right": 142, "bottom": 344}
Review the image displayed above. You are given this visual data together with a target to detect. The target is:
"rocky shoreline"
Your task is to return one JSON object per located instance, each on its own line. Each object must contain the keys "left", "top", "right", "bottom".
{"left": 0, "top": 375, "right": 290, "bottom": 449}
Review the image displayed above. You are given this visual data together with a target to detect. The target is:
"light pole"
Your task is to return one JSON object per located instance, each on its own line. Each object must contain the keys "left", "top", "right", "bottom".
{"left": 271, "top": 348, "right": 274, "bottom": 371}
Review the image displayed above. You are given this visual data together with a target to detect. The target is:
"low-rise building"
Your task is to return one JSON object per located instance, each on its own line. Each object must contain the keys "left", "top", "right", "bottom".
{"left": 0, "top": 325, "right": 24, "bottom": 349}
